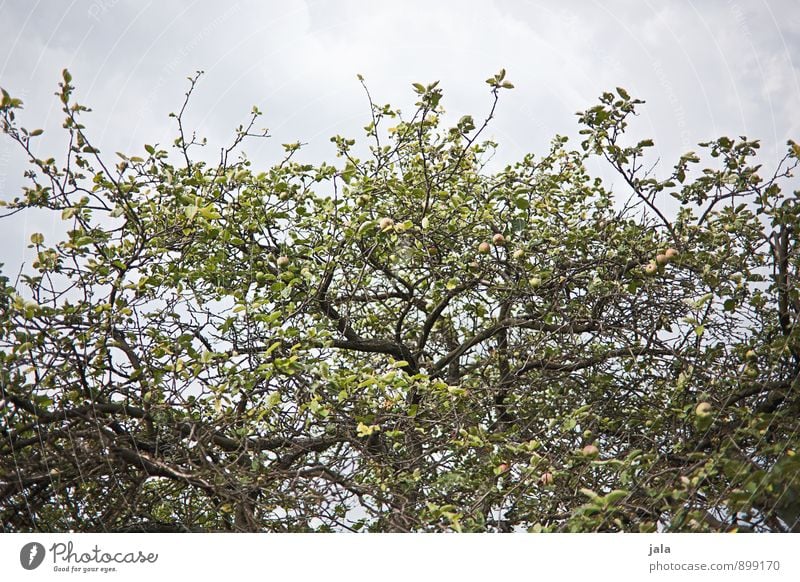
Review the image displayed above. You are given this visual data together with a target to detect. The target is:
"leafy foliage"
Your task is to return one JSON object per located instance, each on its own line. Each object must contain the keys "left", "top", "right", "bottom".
{"left": 1, "top": 71, "right": 799, "bottom": 532}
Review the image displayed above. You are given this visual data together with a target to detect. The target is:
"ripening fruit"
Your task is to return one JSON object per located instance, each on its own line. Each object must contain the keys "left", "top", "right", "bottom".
{"left": 581, "top": 444, "right": 599, "bottom": 458}
{"left": 695, "top": 402, "right": 713, "bottom": 417}
{"left": 664, "top": 248, "right": 679, "bottom": 261}
{"left": 468, "top": 261, "right": 481, "bottom": 272}
{"left": 744, "top": 365, "right": 758, "bottom": 378}
{"left": 528, "top": 276, "right": 542, "bottom": 288}
{"left": 496, "top": 462, "right": 510, "bottom": 474}
{"left": 656, "top": 253, "right": 669, "bottom": 266}
{"left": 276, "top": 256, "right": 290, "bottom": 268}
{"left": 745, "top": 349, "right": 757, "bottom": 361}
{"left": 378, "top": 217, "right": 394, "bottom": 231}
{"left": 492, "top": 233, "right": 506, "bottom": 246}
{"left": 643, "top": 262, "right": 658, "bottom": 276}
{"left": 512, "top": 248, "right": 524, "bottom": 260}
{"left": 478, "top": 241, "right": 491, "bottom": 254}
{"left": 539, "top": 472, "right": 554, "bottom": 486}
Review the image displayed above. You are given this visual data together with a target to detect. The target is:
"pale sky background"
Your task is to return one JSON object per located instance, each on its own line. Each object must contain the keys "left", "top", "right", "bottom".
{"left": 1, "top": 0, "right": 799, "bottom": 278}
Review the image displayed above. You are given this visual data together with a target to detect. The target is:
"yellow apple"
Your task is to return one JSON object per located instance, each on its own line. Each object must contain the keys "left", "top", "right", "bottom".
{"left": 581, "top": 444, "right": 599, "bottom": 457}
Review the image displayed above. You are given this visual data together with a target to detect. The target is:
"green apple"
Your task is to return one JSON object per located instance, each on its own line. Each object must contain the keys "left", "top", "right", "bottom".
{"left": 695, "top": 402, "right": 712, "bottom": 417}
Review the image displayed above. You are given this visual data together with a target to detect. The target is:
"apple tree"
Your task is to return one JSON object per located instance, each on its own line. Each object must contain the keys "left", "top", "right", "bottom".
{"left": 1, "top": 70, "right": 798, "bottom": 532}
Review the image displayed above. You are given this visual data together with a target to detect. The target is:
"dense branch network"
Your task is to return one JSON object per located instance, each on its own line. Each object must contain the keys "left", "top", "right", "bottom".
{"left": 1, "top": 73, "right": 799, "bottom": 532}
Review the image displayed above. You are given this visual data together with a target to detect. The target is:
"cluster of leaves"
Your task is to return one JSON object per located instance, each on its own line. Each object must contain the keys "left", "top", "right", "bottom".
{"left": 1, "top": 70, "right": 799, "bottom": 532}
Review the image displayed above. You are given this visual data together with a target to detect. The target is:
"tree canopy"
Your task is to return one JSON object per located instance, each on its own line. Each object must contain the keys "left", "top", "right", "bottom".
{"left": 1, "top": 70, "right": 799, "bottom": 532}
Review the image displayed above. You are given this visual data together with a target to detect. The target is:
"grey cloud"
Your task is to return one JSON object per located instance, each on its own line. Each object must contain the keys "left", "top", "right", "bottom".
{"left": 1, "top": 0, "right": 798, "bottom": 275}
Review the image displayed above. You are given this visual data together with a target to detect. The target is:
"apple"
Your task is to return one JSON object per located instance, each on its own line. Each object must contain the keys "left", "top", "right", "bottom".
{"left": 528, "top": 276, "right": 542, "bottom": 288}
{"left": 695, "top": 402, "right": 712, "bottom": 417}
{"left": 539, "top": 472, "right": 554, "bottom": 485}
{"left": 378, "top": 217, "right": 394, "bottom": 231}
{"left": 581, "top": 444, "right": 599, "bottom": 458}
{"left": 512, "top": 248, "right": 524, "bottom": 260}
{"left": 478, "top": 241, "right": 491, "bottom": 254}
{"left": 643, "top": 262, "right": 658, "bottom": 276}
{"left": 664, "top": 248, "right": 679, "bottom": 260}
{"left": 745, "top": 349, "right": 757, "bottom": 361}
{"left": 276, "top": 256, "right": 290, "bottom": 268}
{"left": 468, "top": 261, "right": 481, "bottom": 272}
{"left": 744, "top": 365, "right": 758, "bottom": 378}
{"left": 492, "top": 233, "right": 506, "bottom": 246}
{"left": 655, "top": 253, "right": 669, "bottom": 266}
{"left": 496, "top": 462, "right": 510, "bottom": 475}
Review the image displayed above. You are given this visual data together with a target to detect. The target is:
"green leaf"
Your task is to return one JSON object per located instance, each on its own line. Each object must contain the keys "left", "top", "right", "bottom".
{"left": 356, "top": 422, "right": 380, "bottom": 437}
{"left": 197, "top": 205, "right": 222, "bottom": 220}
{"left": 580, "top": 488, "right": 599, "bottom": 500}
{"left": 601, "top": 490, "right": 629, "bottom": 506}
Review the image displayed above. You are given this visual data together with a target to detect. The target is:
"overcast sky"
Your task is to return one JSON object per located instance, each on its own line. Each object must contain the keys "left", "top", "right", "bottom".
{"left": 1, "top": 0, "right": 799, "bottom": 276}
